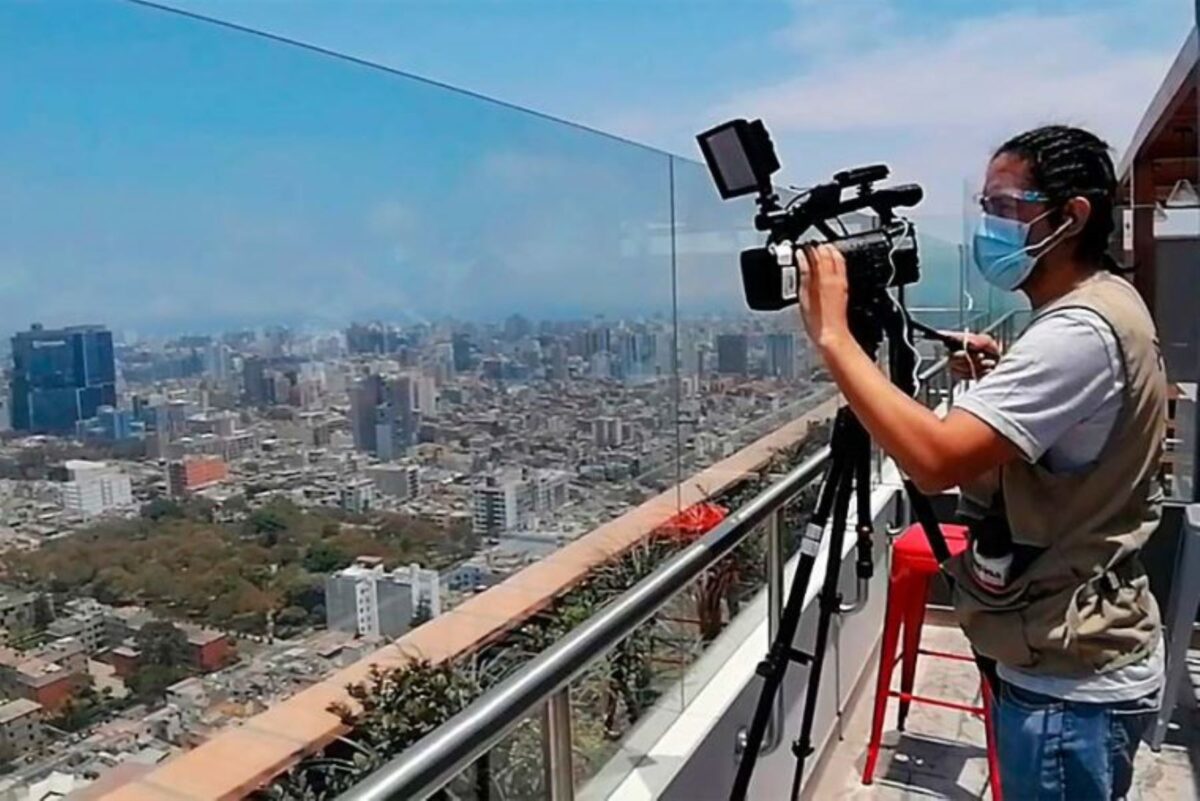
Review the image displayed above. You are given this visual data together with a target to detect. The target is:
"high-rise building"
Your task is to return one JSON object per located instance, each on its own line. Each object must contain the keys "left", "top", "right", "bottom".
{"left": 413, "top": 376, "right": 438, "bottom": 417}
{"left": 593, "top": 416, "right": 624, "bottom": 448}
{"left": 203, "top": 342, "right": 231, "bottom": 382}
{"left": 451, "top": 333, "right": 474, "bottom": 373}
{"left": 348, "top": 374, "right": 382, "bottom": 454}
{"left": 472, "top": 475, "right": 520, "bottom": 536}
{"left": 503, "top": 314, "right": 532, "bottom": 341}
{"left": 9, "top": 324, "right": 117, "bottom": 434}
{"left": 350, "top": 373, "right": 418, "bottom": 459}
{"left": 766, "top": 333, "right": 797, "bottom": 380}
{"left": 241, "top": 356, "right": 270, "bottom": 406}
{"left": 716, "top": 334, "right": 749, "bottom": 376}
{"left": 324, "top": 557, "right": 440, "bottom": 641}
{"left": 60, "top": 460, "right": 133, "bottom": 518}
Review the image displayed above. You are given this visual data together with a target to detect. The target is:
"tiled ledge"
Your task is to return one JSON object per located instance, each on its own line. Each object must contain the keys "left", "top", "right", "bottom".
{"left": 100, "top": 397, "right": 839, "bottom": 801}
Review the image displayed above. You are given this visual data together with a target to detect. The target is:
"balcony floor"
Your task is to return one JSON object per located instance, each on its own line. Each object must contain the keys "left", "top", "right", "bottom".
{"left": 807, "top": 618, "right": 1200, "bottom": 800}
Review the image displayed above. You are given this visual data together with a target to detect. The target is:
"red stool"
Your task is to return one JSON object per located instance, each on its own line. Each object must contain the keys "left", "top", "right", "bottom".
{"left": 861, "top": 524, "right": 1003, "bottom": 800}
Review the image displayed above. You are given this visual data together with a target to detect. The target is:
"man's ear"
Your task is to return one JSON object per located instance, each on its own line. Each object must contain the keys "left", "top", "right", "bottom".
{"left": 1063, "top": 196, "right": 1092, "bottom": 236}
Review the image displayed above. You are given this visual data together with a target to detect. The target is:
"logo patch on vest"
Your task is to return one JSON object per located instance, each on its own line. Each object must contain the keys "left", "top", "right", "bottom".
{"left": 969, "top": 541, "right": 1012, "bottom": 593}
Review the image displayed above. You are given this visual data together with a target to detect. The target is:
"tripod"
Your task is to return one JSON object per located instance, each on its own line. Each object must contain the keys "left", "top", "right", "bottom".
{"left": 730, "top": 297, "right": 953, "bottom": 801}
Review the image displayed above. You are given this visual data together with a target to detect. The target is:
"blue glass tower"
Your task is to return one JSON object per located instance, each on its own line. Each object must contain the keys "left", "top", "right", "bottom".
{"left": 10, "top": 324, "right": 117, "bottom": 434}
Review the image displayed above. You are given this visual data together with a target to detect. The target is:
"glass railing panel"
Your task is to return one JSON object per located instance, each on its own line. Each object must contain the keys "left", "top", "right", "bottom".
{"left": 1, "top": 1, "right": 678, "bottom": 794}
{"left": 668, "top": 156, "right": 835, "bottom": 489}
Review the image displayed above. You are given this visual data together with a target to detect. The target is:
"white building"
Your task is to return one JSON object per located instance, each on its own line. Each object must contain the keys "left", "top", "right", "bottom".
{"left": 324, "top": 557, "right": 441, "bottom": 640}
{"left": 46, "top": 598, "right": 108, "bottom": 654}
{"left": 338, "top": 479, "right": 376, "bottom": 514}
{"left": 472, "top": 469, "right": 570, "bottom": 536}
{"left": 472, "top": 474, "right": 521, "bottom": 536}
{"left": 60, "top": 460, "right": 132, "bottom": 519}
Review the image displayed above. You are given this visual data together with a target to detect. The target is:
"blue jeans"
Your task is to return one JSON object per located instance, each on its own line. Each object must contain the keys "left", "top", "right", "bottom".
{"left": 992, "top": 680, "right": 1156, "bottom": 800}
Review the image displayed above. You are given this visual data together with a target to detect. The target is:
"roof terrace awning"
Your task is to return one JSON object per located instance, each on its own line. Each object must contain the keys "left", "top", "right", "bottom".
{"left": 1118, "top": 27, "right": 1198, "bottom": 315}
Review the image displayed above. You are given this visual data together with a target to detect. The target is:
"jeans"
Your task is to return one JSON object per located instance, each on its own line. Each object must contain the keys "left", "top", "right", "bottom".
{"left": 992, "top": 680, "right": 1157, "bottom": 800}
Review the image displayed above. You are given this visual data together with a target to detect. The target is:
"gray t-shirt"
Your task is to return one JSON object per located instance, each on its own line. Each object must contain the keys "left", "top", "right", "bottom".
{"left": 955, "top": 308, "right": 1163, "bottom": 702}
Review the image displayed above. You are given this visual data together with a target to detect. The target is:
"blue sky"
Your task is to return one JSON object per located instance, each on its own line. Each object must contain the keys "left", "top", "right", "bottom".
{"left": 169, "top": 0, "right": 1193, "bottom": 217}
{"left": 0, "top": 0, "right": 1192, "bottom": 334}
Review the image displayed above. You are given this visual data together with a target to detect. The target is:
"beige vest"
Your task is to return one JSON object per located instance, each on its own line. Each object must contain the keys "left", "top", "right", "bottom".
{"left": 945, "top": 272, "right": 1167, "bottom": 675}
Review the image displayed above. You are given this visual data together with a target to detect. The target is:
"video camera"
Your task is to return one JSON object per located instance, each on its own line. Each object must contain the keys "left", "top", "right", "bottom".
{"left": 696, "top": 118, "right": 924, "bottom": 313}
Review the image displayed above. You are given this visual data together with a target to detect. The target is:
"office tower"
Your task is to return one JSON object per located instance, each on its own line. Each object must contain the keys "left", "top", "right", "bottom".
{"left": 203, "top": 342, "right": 231, "bottom": 382}
{"left": 60, "top": 460, "right": 133, "bottom": 518}
{"left": 325, "top": 558, "right": 440, "bottom": 640}
{"left": 452, "top": 333, "right": 474, "bottom": 373}
{"left": 716, "top": 334, "right": 750, "bottom": 376}
{"left": 503, "top": 314, "right": 532, "bottom": 341}
{"left": 413, "top": 376, "right": 438, "bottom": 417}
{"left": 350, "top": 373, "right": 418, "bottom": 459}
{"left": 241, "top": 356, "right": 270, "bottom": 406}
{"left": 348, "top": 374, "right": 383, "bottom": 454}
{"left": 766, "top": 333, "right": 797, "bottom": 379}
{"left": 593, "top": 416, "right": 624, "bottom": 448}
{"left": 10, "top": 324, "right": 116, "bottom": 434}
{"left": 548, "top": 343, "right": 569, "bottom": 381}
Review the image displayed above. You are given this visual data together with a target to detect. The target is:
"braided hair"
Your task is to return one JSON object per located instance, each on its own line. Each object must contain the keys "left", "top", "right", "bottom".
{"left": 995, "top": 124, "right": 1124, "bottom": 271}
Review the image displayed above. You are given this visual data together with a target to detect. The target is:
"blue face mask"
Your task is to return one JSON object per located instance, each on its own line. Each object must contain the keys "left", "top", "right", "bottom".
{"left": 972, "top": 209, "right": 1070, "bottom": 291}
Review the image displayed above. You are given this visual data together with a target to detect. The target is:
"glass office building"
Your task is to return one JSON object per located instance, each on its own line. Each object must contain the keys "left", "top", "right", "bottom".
{"left": 10, "top": 324, "right": 117, "bottom": 435}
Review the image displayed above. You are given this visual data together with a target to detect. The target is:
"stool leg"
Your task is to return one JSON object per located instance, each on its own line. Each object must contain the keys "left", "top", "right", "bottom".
{"left": 862, "top": 570, "right": 910, "bottom": 785}
{"left": 981, "top": 676, "right": 1003, "bottom": 800}
{"left": 897, "top": 575, "right": 930, "bottom": 732}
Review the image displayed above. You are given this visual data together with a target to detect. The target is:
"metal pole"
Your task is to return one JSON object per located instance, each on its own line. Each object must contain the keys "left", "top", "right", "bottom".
{"left": 764, "top": 508, "right": 785, "bottom": 753}
{"left": 543, "top": 690, "right": 575, "bottom": 801}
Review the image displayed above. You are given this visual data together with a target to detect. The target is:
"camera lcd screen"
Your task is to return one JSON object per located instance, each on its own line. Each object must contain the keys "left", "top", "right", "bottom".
{"left": 698, "top": 122, "right": 760, "bottom": 199}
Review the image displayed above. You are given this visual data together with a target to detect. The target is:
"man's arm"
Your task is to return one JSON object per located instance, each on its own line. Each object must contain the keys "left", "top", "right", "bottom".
{"left": 798, "top": 244, "right": 1022, "bottom": 493}
{"left": 818, "top": 336, "right": 1022, "bottom": 493}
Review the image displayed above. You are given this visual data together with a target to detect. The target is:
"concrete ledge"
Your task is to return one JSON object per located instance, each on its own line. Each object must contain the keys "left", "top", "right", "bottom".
{"left": 100, "top": 396, "right": 839, "bottom": 800}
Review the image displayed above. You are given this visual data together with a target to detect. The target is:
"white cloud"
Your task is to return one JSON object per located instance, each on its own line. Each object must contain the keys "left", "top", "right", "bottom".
{"left": 706, "top": 7, "right": 1181, "bottom": 221}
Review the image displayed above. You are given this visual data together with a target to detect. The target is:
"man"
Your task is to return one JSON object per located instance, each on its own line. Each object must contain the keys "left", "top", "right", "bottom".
{"left": 797, "top": 125, "right": 1165, "bottom": 800}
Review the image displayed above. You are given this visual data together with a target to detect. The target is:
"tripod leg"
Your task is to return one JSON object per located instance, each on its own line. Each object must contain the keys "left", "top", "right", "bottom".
{"left": 787, "top": 418, "right": 863, "bottom": 799}
{"left": 729, "top": 417, "right": 856, "bottom": 801}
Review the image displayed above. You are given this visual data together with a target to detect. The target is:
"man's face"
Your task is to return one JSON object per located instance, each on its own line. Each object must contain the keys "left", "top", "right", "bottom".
{"left": 981, "top": 153, "right": 1053, "bottom": 230}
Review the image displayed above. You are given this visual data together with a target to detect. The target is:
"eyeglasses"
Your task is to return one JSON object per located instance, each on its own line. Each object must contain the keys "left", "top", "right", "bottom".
{"left": 974, "top": 188, "right": 1051, "bottom": 217}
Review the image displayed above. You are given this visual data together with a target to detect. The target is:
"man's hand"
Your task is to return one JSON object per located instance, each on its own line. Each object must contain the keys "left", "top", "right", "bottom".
{"left": 798, "top": 243, "right": 851, "bottom": 351}
{"left": 943, "top": 332, "right": 1001, "bottom": 380}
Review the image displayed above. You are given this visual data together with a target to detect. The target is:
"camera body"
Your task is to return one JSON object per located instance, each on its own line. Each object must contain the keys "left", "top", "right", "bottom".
{"left": 696, "top": 119, "right": 923, "bottom": 313}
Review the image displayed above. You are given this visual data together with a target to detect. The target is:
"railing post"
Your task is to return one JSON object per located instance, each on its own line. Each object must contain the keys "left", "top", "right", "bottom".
{"left": 542, "top": 688, "right": 575, "bottom": 801}
{"left": 765, "top": 508, "right": 785, "bottom": 752}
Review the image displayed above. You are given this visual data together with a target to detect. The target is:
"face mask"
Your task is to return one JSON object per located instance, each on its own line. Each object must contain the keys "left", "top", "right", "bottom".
{"left": 972, "top": 208, "right": 1071, "bottom": 291}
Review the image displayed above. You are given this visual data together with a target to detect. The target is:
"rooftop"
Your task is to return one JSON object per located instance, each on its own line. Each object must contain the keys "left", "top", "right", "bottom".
{"left": 0, "top": 698, "right": 42, "bottom": 724}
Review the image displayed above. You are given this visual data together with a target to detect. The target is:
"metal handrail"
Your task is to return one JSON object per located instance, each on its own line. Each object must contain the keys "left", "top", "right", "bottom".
{"left": 340, "top": 446, "right": 832, "bottom": 801}
{"left": 340, "top": 308, "right": 1023, "bottom": 801}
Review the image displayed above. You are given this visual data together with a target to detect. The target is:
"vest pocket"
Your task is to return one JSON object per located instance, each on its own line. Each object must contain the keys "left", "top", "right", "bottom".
{"left": 1063, "top": 571, "right": 1157, "bottom": 671}
{"left": 949, "top": 576, "right": 1036, "bottom": 667}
